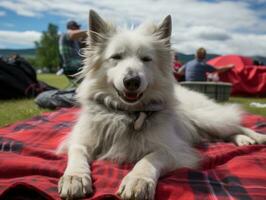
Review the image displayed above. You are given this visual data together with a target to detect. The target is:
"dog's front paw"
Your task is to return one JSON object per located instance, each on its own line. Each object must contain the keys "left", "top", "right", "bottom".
{"left": 117, "top": 174, "right": 156, "bottom": 200}
{"left": 58, "top": 174, "right": 93, "bottom": 199}
{"left": 233, "top": 134, "right": 256, "bottom": 146}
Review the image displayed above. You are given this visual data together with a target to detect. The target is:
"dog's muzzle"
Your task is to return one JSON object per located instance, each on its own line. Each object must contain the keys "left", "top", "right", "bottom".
{"left": 116, "top": 75, "right": 144, "bottom": 103}
{"left": 123, "top": 76, "right": 141, "bottom": 91}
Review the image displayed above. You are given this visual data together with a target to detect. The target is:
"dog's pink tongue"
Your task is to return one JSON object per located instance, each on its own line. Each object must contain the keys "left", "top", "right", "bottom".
{"left": 125, "top": 92, "right": 138, "bottom": 100}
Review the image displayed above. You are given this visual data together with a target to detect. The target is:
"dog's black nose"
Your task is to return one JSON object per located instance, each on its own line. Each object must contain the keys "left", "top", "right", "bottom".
{"left": 123, "top": 76, "right": 141, "bottom": 91}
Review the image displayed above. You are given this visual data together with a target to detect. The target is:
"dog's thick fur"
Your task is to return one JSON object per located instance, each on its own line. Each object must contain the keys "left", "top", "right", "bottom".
{"left": 58, "top": 10, "right": 266, "bottom": 200}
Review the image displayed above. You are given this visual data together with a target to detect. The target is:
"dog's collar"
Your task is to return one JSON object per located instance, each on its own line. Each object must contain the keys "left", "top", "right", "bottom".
{"left": 91, "top": 95, "right": 165, "bottom": 131}
{"left": 130, "top": 101, "right": 164, "bottom": 131}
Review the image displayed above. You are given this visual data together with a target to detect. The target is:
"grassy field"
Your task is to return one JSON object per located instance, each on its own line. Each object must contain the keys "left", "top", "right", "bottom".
{"left": 0, "top": 74, "right": 265, "bottom": 127}
{"left": 229, "top": 97, "right": 266, "bottom": 117}
{"left": 0, "top": 74, "right": 68, "bottom": 127}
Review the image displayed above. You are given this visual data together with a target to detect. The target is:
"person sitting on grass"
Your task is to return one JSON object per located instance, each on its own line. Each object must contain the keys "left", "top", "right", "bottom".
{"left": 177, "top": 47, "right": 234, "bottom": 81}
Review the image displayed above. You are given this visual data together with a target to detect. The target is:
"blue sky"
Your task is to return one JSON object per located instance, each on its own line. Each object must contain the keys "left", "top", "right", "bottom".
{"left": 1, "top": 9, "right": 67, "bottom": 32}
{"left": 0, "top": 0, "right": 266, "bottom": 56}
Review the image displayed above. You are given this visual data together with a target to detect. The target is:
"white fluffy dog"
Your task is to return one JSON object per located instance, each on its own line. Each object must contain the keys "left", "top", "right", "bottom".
{"left": 58, "top": 10, "right": 266, "bottom": 200}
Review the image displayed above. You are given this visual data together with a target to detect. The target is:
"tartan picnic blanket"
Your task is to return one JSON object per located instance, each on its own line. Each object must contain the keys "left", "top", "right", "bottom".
{"left": 0, "top": 108, "right": 266, "bottom": 200}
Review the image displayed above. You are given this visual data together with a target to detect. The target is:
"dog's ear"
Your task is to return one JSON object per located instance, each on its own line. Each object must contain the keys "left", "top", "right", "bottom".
{"left": 89, "top": 10, "right": 114, "bottom": 44}
{"left": 156, "top": 15, "right": 172, "bottom": 44}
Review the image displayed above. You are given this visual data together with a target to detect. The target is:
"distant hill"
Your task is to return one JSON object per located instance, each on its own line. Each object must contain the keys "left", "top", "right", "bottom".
{"left": 178, "top": 52, "right": 219, "bottom": 64}
{"left": 0, "top": 48, "right": 36, "bottom": 58}
{"left": 0, "top": 48, "right": 265, "bottom": 66}
{"left": 178, "top": 52, "right": 266, "bottom": 66}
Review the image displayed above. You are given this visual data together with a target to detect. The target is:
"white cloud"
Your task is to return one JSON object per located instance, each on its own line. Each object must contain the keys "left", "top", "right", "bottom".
{"left": 0, "top": 1, "right": 42, "bottom": 17}
{"left": 0, "top": 0, "right": 266, "bottom": 56}
{"left": 0, "top": 30, "right": 41, "bottom": 47}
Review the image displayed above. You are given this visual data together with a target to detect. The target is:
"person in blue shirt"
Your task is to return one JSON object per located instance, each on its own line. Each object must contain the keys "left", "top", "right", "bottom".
{"left": 178, "top": 48, "right": 234, "bottom": 81}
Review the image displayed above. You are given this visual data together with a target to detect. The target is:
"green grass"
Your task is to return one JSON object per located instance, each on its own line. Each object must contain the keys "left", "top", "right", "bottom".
{"left": 0, "top": 99, "right": 49, "bottom": 127}
{"left": 0, "top": 74, "right": 265, "bottom": 127}
{"left": 229, "top": 97, "right": 266, "bottom": 117}
{"left": 0, "top": 74, "right": 69, "bottom": 127}
{"left": 38, "top": 73, "right": 69, "bottom": 89}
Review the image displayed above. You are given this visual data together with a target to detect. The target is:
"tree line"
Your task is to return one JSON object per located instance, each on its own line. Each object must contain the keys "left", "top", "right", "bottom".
{"left": 28, "top": 23, "right": 60, "bottom": 72}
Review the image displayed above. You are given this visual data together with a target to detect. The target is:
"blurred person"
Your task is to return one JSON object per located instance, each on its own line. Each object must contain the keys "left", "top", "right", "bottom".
{"left": 253, "top": 59, "right": 264, "bottom": 66}
{"left": 253, "top": 60, "right": 260, "bottom": 66}
{"left": 59, "top": 20, "right": 87, "bottom": 71}
{"left": 172, "top": 52, "right": 184, "bottom": 81}
{"left": 177, "top": 47, "right": 234, "bottom": 81}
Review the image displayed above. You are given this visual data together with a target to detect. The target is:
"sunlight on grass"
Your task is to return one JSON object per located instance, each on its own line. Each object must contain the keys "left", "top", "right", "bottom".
{"left": 0, "top": 98, "right": 49, "bottom": 127}
{"left": 229, "top": 97, "right": 266, "bottom": 117}
{"left": 38, "top": 73, "right": 69, "bottom": 89}
{"left": 0, "top": 73, "right": 265, "bottom": 127}
{"left": 0, "top": 74, "right": 69, "bottom": 127}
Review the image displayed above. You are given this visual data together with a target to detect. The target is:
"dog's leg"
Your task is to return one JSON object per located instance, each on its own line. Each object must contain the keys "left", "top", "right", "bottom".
{"left": 117, "top": 151, "right": 174, "bottom": 200}
{"left": 117, "top": 149, "right": 198, "bottom": 200}
{"left": 240, "top": 127, "right": 266, "bottom": 144}
{"left": 230, "top": 134, "right": 256, "bottom": 146}
{"left": 58, "top": 144, "right": 93, "bottom": 199}
{"left": 229, "top": 127, "right": 266, "bottom": 146}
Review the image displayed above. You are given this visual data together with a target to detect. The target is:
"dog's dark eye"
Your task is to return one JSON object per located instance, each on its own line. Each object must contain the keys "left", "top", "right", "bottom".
{"left": 111, "top": 54, "right": 122, "bottom": 60}
{"left": 141, "top": 56, "right": 152, "bottom": 62}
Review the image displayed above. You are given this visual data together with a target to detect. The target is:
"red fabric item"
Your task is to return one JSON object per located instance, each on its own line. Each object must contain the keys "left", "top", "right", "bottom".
{"left": 208, "top": 55, "right": 266, "bottom": 96}
{"left": 173, "top": 61, "right": 184, "bottom": 81}
{"left": 0, "top": 108, "right": 266, "bottom": 200}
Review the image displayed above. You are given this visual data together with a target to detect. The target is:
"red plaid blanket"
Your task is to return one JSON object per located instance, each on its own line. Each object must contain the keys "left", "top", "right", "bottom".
{"left": 0, "top": 108, "right": 266, "bottom": 200}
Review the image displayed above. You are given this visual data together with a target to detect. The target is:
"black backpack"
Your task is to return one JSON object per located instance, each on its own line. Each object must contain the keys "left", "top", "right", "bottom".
{"left": 0, "top": 57, "right": 56, "bottom": 99}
